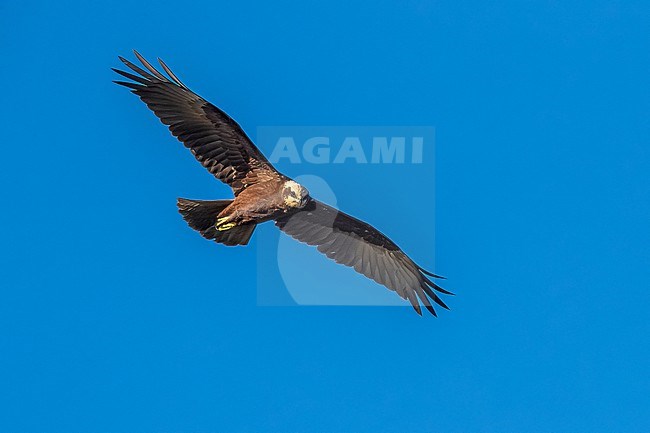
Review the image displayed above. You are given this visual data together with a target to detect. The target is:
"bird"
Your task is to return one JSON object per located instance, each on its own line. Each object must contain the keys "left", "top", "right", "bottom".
{"left": 113, "top": 51, "right": 452, "bottom": 316}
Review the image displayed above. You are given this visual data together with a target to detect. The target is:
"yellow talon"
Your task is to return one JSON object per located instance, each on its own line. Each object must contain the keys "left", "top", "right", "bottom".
{"left": 216, "top": 218, "right": 236, "bottom": 231}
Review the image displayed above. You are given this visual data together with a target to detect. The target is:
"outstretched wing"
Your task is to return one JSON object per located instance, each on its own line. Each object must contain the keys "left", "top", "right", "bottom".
{"left": 275, "top": 200, "right": 452, "bottom": 316}
{"left": 113, "top": 51, "right": 278, "bottom": 195}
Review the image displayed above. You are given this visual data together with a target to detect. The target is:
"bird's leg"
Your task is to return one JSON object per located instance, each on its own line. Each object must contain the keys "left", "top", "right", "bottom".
{"left": 216, "top": 216, "right": 237, "bottom": 231}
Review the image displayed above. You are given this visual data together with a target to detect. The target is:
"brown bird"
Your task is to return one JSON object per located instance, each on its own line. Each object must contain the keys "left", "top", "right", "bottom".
{"left": 113, "top": 51, "right": 452, "bottom": 316}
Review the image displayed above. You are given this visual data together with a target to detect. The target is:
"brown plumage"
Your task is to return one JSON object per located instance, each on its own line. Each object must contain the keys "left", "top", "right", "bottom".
{"left": 113, "top": 51, "right": 452, "bottom": 316}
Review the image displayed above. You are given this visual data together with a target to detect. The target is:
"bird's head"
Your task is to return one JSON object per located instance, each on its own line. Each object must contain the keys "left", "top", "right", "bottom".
{"left": 282, "top": 180, "right": 310, "bottom": 209}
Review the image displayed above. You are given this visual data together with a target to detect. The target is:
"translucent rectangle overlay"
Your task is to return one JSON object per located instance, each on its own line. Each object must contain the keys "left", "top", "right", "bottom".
{"left": 255, "top": 126, "right": 436, "bottom": 307}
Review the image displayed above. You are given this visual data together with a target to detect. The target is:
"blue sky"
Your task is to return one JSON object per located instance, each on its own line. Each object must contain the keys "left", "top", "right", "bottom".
{"left": 1, "top": 1, "right": 649, "bottom": 432}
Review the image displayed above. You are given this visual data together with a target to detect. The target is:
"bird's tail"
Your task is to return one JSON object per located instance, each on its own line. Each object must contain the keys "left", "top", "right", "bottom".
{"left": 177, "top": 198, "right": 256, "bottom": 246}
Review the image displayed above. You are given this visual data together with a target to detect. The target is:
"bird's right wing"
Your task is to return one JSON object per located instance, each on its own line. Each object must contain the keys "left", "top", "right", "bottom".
{"left": 113, "top": 51, "right": 278, "bottom": 195}
{"left": 275, "top": 200, "right": 452, "bottom": 316}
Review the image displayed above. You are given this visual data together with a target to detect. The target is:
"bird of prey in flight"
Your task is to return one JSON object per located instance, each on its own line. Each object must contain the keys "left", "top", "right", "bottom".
{"left": 113, "top": 51, "right": 452, "bottom": 316}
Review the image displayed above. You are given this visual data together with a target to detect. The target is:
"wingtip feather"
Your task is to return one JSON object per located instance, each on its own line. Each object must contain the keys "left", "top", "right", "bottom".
{"left": 424, "top": 304, "right": 438, "bottom": 317}
{"left": 158, "top": 57, "right": 188, "bottom": 89}
{"left": 113, "top": 80, "right": 143, "bottom": 90}
{"left": 133, "top": 49, "right": 167, "bottom": 80}
{"left": 418, "top": 265, "right": 446, "bottom": 279}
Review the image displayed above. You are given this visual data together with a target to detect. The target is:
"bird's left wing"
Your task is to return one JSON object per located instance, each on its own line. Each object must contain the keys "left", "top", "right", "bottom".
{"left": 113, "top": 51, "right": 278, "bottom": 195}
{"left": 275, "top": 200, "right": 452, "bottom": 316}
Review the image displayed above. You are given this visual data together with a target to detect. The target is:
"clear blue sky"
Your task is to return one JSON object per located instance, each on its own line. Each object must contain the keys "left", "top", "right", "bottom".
{"left": 1, "top": 1, "right": 649, "bottom": 432}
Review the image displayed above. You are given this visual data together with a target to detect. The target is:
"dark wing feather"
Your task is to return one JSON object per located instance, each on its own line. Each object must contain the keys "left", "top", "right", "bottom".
{"left": 275, "top": 200, "right": 452, "bottom": 316}
{"left": 113, "top": 51, "right": 278, "bottom": 195}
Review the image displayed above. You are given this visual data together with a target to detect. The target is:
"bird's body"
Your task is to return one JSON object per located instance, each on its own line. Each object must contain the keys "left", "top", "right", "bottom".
{"left": 114, "top": 51, "right": 452, "bottom": 316}
{"left": 218, "top": 178, "right": 310, "bottom": 229}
